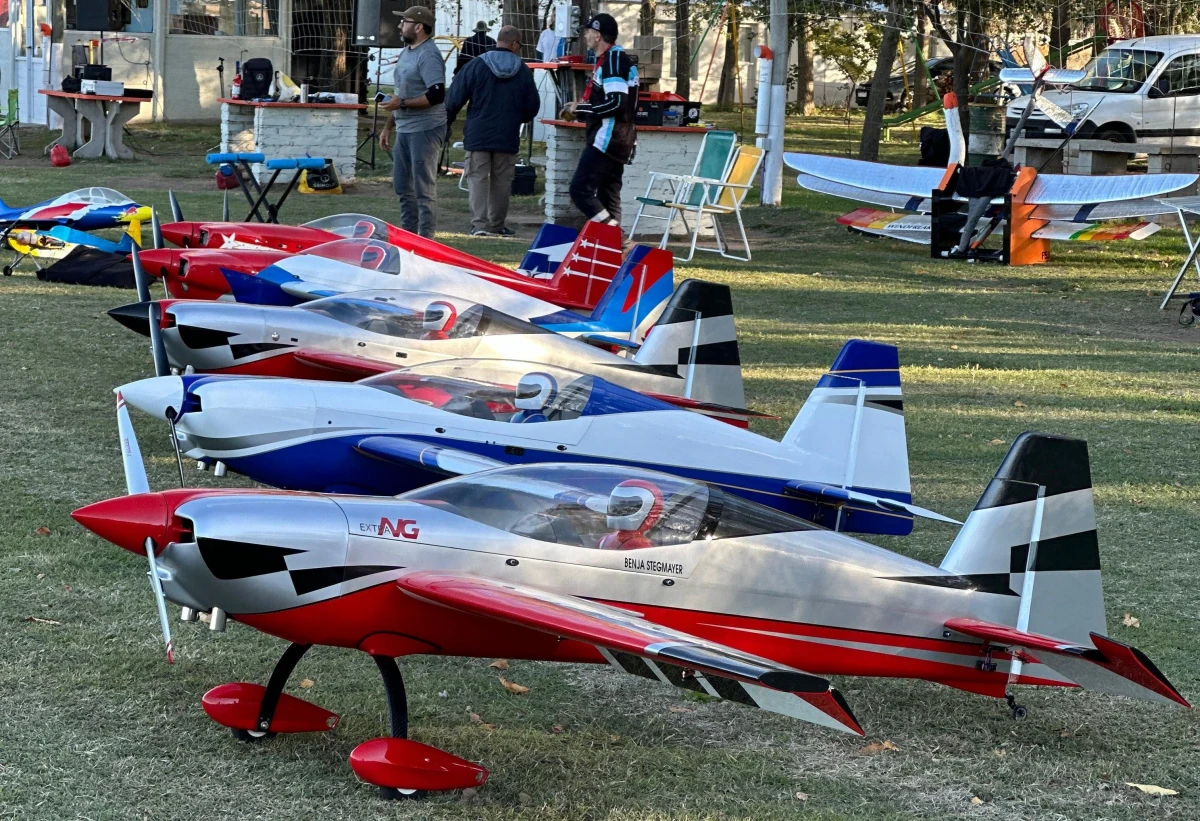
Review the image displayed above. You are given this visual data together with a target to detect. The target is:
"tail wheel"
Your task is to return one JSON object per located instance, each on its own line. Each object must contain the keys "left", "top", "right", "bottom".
{"left": 231, "top": 728, "right": 276, "bottom": 743}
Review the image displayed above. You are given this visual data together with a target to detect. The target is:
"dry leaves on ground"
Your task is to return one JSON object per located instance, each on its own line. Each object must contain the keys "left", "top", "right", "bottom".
{"left": 1126, "top": 783, "right": 1178, "bottom": 796}
{"left": 989, "top": 439, "right": 1006, "bottom": 446}
{"left": 794, "top": 792, "right": 809, "bottom": 801}
{"left": 1013, "top": 400, "right": 1027, "bottom": 408}
{"left": 34, "top": 527, "right": 51, "bottom": 536}
{"left": 488, "top": 659, "right": 510, "bottom": 670}
{"left": 970, "top": 796, "right": 985, "bottom": 805}
{"left": 499, "top": 676, "right": 529, "bottom": 695}
{"left": 24, "top": 616, "right": 62, "bottom": 625}
{"left": 860, "top": 740, "right": 899, "bottom": 755}
{"left": 668, "top": 705, "right": 692, "bottom": 713}
{"left": 1122, "top": 613, "right": 1141, "bottom": 628}
{"left": 299, "top": 678, "right": 314, "bottom": 689}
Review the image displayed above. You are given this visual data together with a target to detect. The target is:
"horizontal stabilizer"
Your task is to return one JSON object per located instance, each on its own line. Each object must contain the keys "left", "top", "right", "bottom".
{"left": 1026, "top": 173, "right": 1197, "bottom": 206}
{"left": 784, "top": 153, "right": 946, "bottom": 198}
{"left": 1032, "top": 220, "right": 1159, "bottom": 241}
{"left": 354, "top": 437, "right": 504, "bottom": 476}
{"left": 945, "top": 618, "right": 1189, "bottom": 708}
{"left": 294, "top": 350, "right": 396, "bottom": 378}
{"left": 797, "top": 174, "right": 932, "bottom": 214}
{"left": 576, "top": 333, "right": 641, "bottom": 353}
{"left": 397, "top": 571, "right": 863, "bottom": 735}
{"left": 784, "top": 481, "right": 960, "bottom": 525}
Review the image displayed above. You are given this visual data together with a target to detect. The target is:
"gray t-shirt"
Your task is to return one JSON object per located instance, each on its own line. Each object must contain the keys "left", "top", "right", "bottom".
{"left": 392, "top": 38, "right": 448, "bottom": 134}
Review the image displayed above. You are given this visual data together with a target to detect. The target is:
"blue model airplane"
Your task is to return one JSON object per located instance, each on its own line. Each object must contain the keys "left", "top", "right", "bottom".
{"left": 0, "top": 187, "right": 147, "bottom": 232}
{"left": 117, "top": 340, "right": 954, "bottom": 536}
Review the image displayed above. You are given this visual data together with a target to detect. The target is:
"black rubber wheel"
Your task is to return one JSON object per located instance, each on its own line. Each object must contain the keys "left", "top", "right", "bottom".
{"left": 231, "top": 728, "right": 277, "bottom": 743}
{"left": 379, "top": 787, "right": 426, "bottom": 801}
{"left": 2, "top": 266, "right": 12, "bottom": 276}
{"left": 1093, "top": 128, "right": 1132, "bottom": 143}
{"left": 1011, "top": 705, "right": 1029, "bottom": 721}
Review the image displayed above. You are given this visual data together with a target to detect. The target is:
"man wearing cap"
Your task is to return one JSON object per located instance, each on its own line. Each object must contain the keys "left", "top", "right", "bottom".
{"left": 455, "top": 21, "right": 496, "bottom": 75}
{"left": 380, "top": 5, "right": 447, "bottom": 239}
{"left": 566, "top": 13, "right": 638, "bottom": 227}
{"left": 446, "top": 25, "right": 540, "bottom": 237}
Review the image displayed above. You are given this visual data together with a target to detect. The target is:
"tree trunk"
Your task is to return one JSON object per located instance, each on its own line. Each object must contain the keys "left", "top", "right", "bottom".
{"left": 796, "top": 14, "right": 815, "bottom": 115}
{"left": 859, "top": 0, "right": 903, "bottom": 160}
{"left": 1051, "top": 1, "right": 1070, "bottom": 63}
{"left": 674, "top": 0, "right": 690, "bottom": 99}
{"left": 639, "top": 0, "right": 655, "bottom": 37}
{"left": 913, "top": 11, "right": 928, "bottom": 108}
{"left": 716, "top": 14, "right": 736, "bottom": 107}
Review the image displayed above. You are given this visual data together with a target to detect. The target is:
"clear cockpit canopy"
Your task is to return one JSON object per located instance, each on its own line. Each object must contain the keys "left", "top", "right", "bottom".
{"left": 303, "top": 213, "right": 392, "bottom": 240}
{"left": 299, "top": 289, "right": 541, "bottom": 340}
{"left": 361, "top": 359, "right": 595, "bottom": 422}
{"left": 400, "top": 463, "right": 816, "bottom": 548}
{"left": 49, "top": 187, "right": 134, "bottom": 206}
{"left": 303, "top": 238, "right": 405, "bottom": 274}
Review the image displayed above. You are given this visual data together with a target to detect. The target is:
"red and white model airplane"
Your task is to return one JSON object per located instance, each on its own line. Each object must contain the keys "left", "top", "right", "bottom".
{"left": 72, "top": 397, "right": 1188, "bottom": 798}
{"left": 155, "top": 200, "right": 630, "bottom": 312}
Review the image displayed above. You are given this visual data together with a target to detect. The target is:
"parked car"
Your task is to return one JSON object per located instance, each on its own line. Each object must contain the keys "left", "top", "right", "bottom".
{"left": 856, "top": 57, "right": 1002, "bottom": 111}
{"left": 1005, "top": 35, "right": 1200, "bottom": 144}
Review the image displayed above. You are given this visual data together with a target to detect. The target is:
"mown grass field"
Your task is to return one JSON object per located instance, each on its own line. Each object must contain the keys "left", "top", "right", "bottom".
{"left": 1, "top": 113, "right": 1198, "bottom": 820}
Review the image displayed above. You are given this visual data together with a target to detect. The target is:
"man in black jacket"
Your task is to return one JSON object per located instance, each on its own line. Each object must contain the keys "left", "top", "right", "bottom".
{"left": 566, "top": 14, "right": 638, "bottom": 227}
{"left": 455, "top": 21, "right": 496, "bottom": 75}
{"left": 446, "top": 25, "right": 541, "bottom": 236}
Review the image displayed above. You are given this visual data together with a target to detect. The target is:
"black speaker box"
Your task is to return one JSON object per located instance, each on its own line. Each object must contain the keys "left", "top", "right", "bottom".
{"left": 354, "top": 0, "right": 404, "bottom": 49}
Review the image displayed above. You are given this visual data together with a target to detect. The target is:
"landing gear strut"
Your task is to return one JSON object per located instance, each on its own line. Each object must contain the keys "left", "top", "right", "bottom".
{"left": 230, "top": 641, "right": 312, "bottom": 742}
{"left": 1005, "top": 692, "right": 1028, "bottom": 721}
{"left": 372, "top": 655, "right": 425, "bottom": 801}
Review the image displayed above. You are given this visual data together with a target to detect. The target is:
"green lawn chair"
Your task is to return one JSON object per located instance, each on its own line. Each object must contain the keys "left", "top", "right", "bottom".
{"left": 628, "top": 129, "right": 737, "bottom": 239}
{"left": 0, "top": 88, "right": 19, "bottom": 159}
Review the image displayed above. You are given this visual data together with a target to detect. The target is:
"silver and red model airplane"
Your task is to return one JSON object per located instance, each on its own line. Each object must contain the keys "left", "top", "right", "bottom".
{"left": 72, "top": 404, "right": 1190, "bottom": 797}
{"left": 156, "top": 199, "right": 630, "bottom": 312}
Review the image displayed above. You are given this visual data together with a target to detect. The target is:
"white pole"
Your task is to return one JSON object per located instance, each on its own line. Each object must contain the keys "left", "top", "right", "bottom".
{"left": 753, "top": 44, "right": 773, "bottom": 151}
{"left": 762, "top": 0, "right": 788, "bottom": 206}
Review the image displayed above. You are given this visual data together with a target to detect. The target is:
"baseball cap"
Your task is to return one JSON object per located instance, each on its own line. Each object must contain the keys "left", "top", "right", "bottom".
{"left": 393, "top": 5, "right": 434, "bottom": 26}
{"left": 584, "top": 13, "right": 618, "bottom": 40}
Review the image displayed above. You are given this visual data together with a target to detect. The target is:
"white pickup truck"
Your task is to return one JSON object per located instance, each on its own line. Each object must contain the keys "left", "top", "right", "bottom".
{"left": 1006, "top": 35, "right": 1200, "bottom": 144}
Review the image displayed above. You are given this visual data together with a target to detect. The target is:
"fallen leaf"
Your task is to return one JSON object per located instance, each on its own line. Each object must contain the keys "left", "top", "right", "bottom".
{"left": 551, "top": 724, "right": 564, "bottom": 734}
{"left": 994, "top": 748, "right": 1007, "bottom": 757}
{"left": 609, "top": 734, "right": 621, "bottom": 743}
{"left": 482, "top": 723, "right": 497, "bottom": 730}
{"left": 1013, "top": 400, "right": 1026, "bottom": 408}
{"left": 989, "top": 439, "right": 1006, "bottom": 446}
{"left": 1122, "top": 613, "right": 1141, "bottom": 628}
{"left": 499, "top": 676, "right": 529, "bottom": 695}
{"left": 971, "top": 796, "right": 985, "bottom": 805}
{"left": 467, "top": 707, "right": 482, "bottom": 723}
{"left": 24, "top": 616, "right": 62, "bottom": 625}
{"left": 459, "top": 787, "right": 477, "bottom": 803}
{"left": 488, "top": 658, "right": 510, "bottom": 670}
{"left": 438, "top": 690, "right": 448, "bottom": 698}
{"left": 36, "top": 573, "right": 45, "bottom": 580}
{"left": 1060, "top": 729, "right": 1073, "bottom": 738}
{"left": 34, "top": 527, "right": 51, "bottom": 536}
{"left": 950, "top": 345, "right": 959, "bottom": 350}
{"left": 1060, "top": 383, "right": 1069, "bottom": 388}
{"left": 62, "top": 584, "right": 70, "bottom": 592}
{"left": 668, "top": 705, "right": 692, "bottom": 713}
{"left": 860, "top": 740, "right": 899, "bottom": 755}
{"left": 299, "top": 678, "right": 314, "bottom": 689}
{"left": 795, "top": 791, "right": 809, "bottom": 801}
{"left": 1126, "top": 783, "right": 1178, "bottom": 796}
{"left": 519, "top": 792, "right": 533, "bottom": 805}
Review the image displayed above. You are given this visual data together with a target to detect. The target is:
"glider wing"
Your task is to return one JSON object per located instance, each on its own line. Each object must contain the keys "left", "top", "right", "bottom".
{"left": 784, "top": 153, "right": 947, "bottom": 198}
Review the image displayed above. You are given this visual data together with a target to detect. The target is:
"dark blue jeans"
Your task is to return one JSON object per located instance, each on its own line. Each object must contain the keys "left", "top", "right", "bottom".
{"left": 392, "top": 126, "right": 446, "bottom": 238}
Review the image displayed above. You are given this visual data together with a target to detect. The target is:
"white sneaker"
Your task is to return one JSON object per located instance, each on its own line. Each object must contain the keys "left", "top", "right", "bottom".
{"left": 589, "top": 209, "right": 619, "bottom": 227}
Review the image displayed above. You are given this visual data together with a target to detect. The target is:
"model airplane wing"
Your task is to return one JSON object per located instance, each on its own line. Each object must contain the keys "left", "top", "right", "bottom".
{"left": 797, "top": 174, "right": 933, "bottom": 214}
{"left": 784, "top": 153, "right": 948, "bottom": 198}
{"left": 1025, "top": 173, "right": 1196, "bottom": 206}
{"left": 278, "top": 280, "right": 343, "bottom": 301}
{"left": 397, "top": 571, "right": 863, "bottom": 734}
{"left": 998, "top": 67, "right": 1087, "bottom": 85}
{"left": 1032, "top": 199, "right": 1182, "bottom": 221}
{"left": 945, "top": 618, "right": 1189, "bottom": 707}
{"left": 837, "top": 209, "right": 932, "bottom": 234}
{"left": 1031, "top": 221, "right": 1160, "bottom": 241}
{"left": 354, "top": 437, "right": 505, "bottom": 476}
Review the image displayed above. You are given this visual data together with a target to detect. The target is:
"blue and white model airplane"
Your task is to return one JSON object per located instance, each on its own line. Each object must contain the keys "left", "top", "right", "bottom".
{"left": 117, "top": 341, "right": 953, "bottom": 536}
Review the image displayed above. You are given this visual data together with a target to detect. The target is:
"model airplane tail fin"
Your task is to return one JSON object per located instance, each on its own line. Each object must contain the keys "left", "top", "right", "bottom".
{"left": 545, "top": 221, "right": 625, "bottom": 308}
{"left": 780, "top": 340, "right": 912, "bottom": 534}
{"left": 518, "top": 223, "right": 579, "bottom": 277}
{"left": 587, "top": 245, "right": 675, "bottom": 339}
{"left": 941, "top": 433, "right": 1106, "bottom": 646}
{"left": 632, "top": 279, "right": 743, "bottom": 407}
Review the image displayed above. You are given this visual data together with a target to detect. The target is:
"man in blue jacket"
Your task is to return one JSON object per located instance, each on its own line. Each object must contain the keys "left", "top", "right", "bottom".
{"left": 446, "top": 25, "right": 541, "bottom": 237}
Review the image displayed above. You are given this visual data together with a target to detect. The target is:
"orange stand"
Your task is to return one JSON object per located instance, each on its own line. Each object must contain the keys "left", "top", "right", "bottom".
{"left": 1008, "top": 166, "right": 1051, "bottom": 266}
